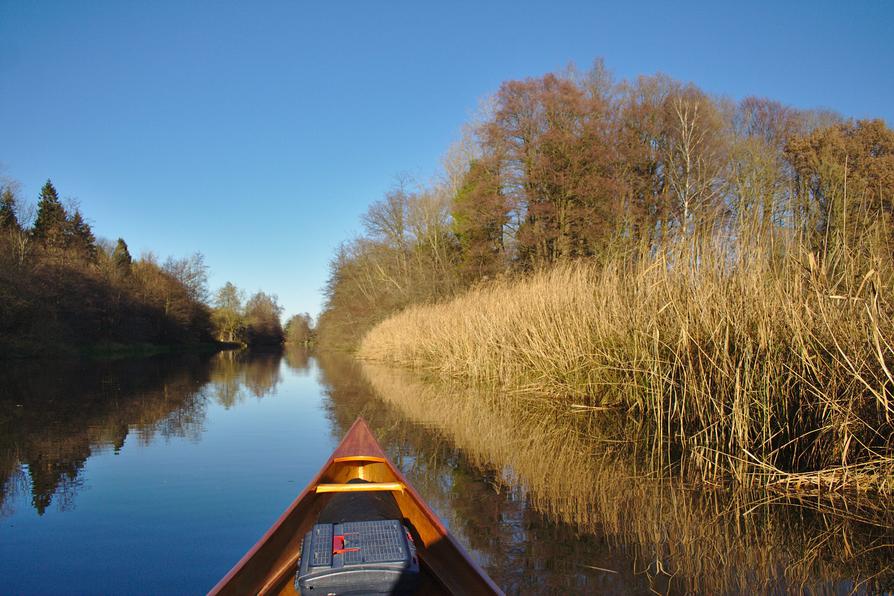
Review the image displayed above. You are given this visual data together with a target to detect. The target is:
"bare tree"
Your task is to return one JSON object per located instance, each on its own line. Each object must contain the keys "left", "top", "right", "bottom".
{"left": 664, "top": 91, "right": 725, "bottom": 240}
{"left": 163, "top": 252, "right": 209, "bottom": 303}
{"left": 8, "top": 202, "right": 35, "bottom": 267}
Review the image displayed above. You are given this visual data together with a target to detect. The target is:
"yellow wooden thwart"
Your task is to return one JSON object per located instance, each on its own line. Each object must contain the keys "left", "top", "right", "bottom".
{"left": 314, "top": 482, "right": 405, "bottom": 494}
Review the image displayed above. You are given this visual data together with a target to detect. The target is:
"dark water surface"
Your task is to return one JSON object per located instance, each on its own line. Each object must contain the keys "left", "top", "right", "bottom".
{"left": 1, "top": 350, "right": 891, "bottom": 594}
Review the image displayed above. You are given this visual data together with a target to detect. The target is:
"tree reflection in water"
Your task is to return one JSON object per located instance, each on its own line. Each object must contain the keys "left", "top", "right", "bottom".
{"left": 315, "top": 352, "right": 894, "bottom": 595}
{"left": 209, "top": 349, "right": 285, "bottom": 408}
{"left": 2, "top": 350, "right": 891, "bottom": 594}
{"left": 0, "top": 349, "right": 291, "bottom": 518}
{"left": 283, "top": 346, "right": 311, "bottom": 372}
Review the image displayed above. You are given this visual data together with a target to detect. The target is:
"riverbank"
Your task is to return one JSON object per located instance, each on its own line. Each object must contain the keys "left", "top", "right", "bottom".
{"left": 0, "top": 335, "right": 242, "bottom": 360}
{"left": 358, "top": 248, "right": 894, "bottom": 495}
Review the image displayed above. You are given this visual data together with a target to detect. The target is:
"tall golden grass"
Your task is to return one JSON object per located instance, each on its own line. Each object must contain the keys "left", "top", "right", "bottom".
{"left": 358, "top": 362, "right": 894, "bottom": 593}
{"left": 359, "top": 241, "right": 894, "bottom": 492}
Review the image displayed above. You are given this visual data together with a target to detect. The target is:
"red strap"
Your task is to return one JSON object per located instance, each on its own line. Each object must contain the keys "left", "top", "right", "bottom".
{"left": 332, "top": 535, "right": 360, "bottom": 555}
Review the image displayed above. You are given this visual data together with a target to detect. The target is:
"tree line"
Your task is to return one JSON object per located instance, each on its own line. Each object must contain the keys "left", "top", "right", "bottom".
{"left": 211, "top": 281, "right": 293, "bottom": 347}
{"left": 0, "top": 179, "right": 285, "bottom": 355}
{"left": 284, "top": 312, "right": 314, "bottom": 347}
{"left": 317, "top": 60, "right": 894, "bottom": 348}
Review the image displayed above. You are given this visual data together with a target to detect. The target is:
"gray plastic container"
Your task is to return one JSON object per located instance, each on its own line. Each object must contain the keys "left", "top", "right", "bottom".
{"left": 296, "top": 519, "right": 419, "bottom": 595}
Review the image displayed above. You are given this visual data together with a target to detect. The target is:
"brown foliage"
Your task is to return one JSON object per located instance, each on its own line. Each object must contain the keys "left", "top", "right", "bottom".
{"left": 243, "top": 291, "right": 284, "bottom": 346}
{"left": 317, "top": 184, "right": 461, "bottom": 349}
{"left": 284, "top": 313, "right": 314, "bottom": 346}
{"left": 319, "top": 61, "right": 894, "bottom": 360}
{"left": 483, "top": 73, "right": 622, "bottom": 264}
{"left": 786, "top": 119, "right": 894, "bottom": 259}
{"left": 0, "top": 184, "right": 213, "bottom": 354}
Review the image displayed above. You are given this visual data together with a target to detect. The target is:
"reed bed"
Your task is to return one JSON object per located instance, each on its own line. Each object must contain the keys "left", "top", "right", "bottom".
{"left": 359, "top": 243, "right": 894, "bottom": 492}
{"left": 359, "top": 362, "right": 894, "bottom": 594}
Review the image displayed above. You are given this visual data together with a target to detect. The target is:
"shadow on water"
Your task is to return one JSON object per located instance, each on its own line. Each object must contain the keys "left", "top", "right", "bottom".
{"left": 0, "top": 349, "right": 293, "bottom": 518}
{"left": 314, "top": 352, "right": 894, "bottom": 595}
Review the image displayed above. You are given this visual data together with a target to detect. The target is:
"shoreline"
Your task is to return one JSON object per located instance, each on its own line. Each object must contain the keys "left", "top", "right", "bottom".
{"left": 0, "top": 338, "right": 244, "bottom": 360}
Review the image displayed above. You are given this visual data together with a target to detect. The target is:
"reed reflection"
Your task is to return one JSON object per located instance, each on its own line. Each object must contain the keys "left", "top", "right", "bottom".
{"left": 314, "top": 352, "right": 655, "bottom": 593}
{"left": 314, "top": 352, "right": 894, "bottom": 594}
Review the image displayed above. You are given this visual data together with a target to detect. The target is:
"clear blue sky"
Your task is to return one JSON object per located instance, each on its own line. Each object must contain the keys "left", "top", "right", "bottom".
{"left": 2, "top": 0, "right": 892, "bottom": 320}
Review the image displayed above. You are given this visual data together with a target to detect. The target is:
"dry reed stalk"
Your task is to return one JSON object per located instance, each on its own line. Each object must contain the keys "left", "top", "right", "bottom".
{"left": 358, "top": 362, "right": 894, "bottom": 594}
{"left": 359, "top": 241, "right": 894, "bottom": 492}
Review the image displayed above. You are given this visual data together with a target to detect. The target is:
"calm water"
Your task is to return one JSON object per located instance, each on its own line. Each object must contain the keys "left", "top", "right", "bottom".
{"left": 1, "top": 349, "right": 891, "bottom": 594}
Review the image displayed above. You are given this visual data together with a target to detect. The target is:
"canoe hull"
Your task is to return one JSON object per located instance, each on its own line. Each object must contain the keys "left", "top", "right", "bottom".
{"left": 208, "top": 418, "right": 502, "bottom": 595}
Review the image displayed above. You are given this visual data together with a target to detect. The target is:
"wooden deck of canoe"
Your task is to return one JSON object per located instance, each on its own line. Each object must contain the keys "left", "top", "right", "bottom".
{"left": 208, "top": 418, "right": 503, "bottom": 595}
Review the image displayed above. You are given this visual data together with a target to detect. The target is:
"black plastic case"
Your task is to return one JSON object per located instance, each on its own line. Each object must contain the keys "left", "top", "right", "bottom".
{"left": 296, "top": 519, "right": 419, "bottom": 595}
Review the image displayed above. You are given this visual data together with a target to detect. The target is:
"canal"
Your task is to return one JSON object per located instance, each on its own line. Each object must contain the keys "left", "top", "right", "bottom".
{"left": 1, "top": 349, "right": 891, "bottom": 594}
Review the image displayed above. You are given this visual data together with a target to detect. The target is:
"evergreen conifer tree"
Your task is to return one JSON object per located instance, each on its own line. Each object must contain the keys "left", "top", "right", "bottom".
{"left": 112, "top": 237, "right": 133, "bottom": 276}
{"left": 0, "top": 187, "right": 20, "bottom": 232}
{"left": 68, "top": 209, "right": 97, "bottom": 260}
{"left": 32, "top": 179, "right": 68, "bottom": 248}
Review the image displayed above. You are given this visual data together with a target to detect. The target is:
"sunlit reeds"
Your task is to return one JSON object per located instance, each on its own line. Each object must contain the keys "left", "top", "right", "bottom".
{"left": 359, "top": 239, "right": 894, "bottom": 493}
{"left": 358, "top": 362, "right": 894, "bottom": 594}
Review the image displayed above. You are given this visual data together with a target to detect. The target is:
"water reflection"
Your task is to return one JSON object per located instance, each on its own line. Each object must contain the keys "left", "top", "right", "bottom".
{"left": 0, "top": 355, "right": 214, "bottom": 516}
{"left": 209, "top": 349, "right": 286, "bottom": 408}
{"left": 315, "top": 353, "right": 894, "bottom": 594}
{"left": 2, "top": 349, "right": 891, "bottom": 594}
{"left": 0, "top": 349, "right": 300, "bottom": 518}
{"left": 283, "top": 346, "right": 312, "bottom": 372}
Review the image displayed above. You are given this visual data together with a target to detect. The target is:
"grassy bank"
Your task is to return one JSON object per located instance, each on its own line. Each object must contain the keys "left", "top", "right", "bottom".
{"left": 359, "top": 243, "right": 894, "bottom": 493}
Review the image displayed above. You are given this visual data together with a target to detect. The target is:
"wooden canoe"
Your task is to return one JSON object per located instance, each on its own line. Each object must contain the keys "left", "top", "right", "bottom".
{"left": 208, "top": 417, "right": 503, "bottom": 595}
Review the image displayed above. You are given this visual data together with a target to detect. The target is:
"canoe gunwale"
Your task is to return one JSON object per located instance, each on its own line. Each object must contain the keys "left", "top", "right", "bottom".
{"left": 207, "top": 417, "right": 503, "bottom": 596}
